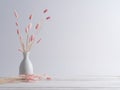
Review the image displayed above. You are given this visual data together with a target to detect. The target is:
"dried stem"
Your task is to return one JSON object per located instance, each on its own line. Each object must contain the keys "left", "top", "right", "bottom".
{"left": 26, "top": 34, "right": 29, "bottom": 52}
{"left": 18, "top": 35, "right": 25, "bottom": 52}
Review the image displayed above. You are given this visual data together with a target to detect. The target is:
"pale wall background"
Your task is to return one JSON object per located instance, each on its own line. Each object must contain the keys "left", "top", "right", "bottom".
{"left": 1, "top": 0, "right": 120, "bottom": 78}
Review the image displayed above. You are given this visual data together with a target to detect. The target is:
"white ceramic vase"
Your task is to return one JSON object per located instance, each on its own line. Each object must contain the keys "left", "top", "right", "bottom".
{"left": 19, "top": 52, "right": 33, "bottom": 75}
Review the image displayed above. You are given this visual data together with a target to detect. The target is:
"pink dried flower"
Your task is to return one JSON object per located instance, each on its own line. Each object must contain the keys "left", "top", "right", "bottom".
{"left": 29, "top": 34, "right": 35, "bottom": 42}
{"left": 25, "top": 27, "right": 29, "bottom": 33}
{"left": 14, "top": 9, "right": 51, "bottom": 53}
{"left": 15, "top": 22, "right": 19, "bottom": 26}
{"left": 28, "top": 23, "right": 32, "bottom": 30}
{"left": 46, "top": 16, "right": 51, "bottom": 20}
{"left": 17, "top": 29, "right": 20, "bottom": 35}
{"left": 29, "top": 14, "right": 33, "bottom": 20}
{"left": 14, "top": 10, "right": 19, "bottom": 19}
{"left": 20, "top": 74, "right": 43, "bottom": 82}
{"left": 43, "top": 9, "right": 48, "bottom": 13}
{"left": 36, "top": 38, "right": 42, "bottom": 44}
{"left": 35, "top": 24, "right": 40, "bottom": 30}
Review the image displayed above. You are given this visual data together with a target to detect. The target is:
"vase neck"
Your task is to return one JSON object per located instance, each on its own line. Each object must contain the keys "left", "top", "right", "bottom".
{"left": 23, "top": 52, "right": 30, "bottom": 60}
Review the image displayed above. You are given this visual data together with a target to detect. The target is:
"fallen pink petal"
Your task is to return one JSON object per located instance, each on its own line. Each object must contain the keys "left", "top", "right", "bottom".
{"left": 26, "top": 75, "right": 34, "bottom": 80}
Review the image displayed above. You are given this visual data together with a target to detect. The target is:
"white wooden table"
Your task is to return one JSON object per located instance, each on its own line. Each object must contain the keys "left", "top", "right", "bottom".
{"left": 1, "top": 76, "right": 120, "bottom": 90}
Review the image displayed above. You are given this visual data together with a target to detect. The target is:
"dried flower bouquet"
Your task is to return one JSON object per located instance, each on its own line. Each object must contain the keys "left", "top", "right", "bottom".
{"left": 14, "top": 9, "right": 50, "bottom": 53}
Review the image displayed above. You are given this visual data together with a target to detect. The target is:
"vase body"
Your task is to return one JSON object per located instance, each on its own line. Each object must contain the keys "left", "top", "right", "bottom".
{"left": 19, "top": 52, "right": 33, "bottom": 75}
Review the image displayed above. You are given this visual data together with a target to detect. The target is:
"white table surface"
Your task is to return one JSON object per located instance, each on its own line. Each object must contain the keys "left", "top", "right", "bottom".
{"left": 1, "top": 76, "right": 120, "bottom": 90}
